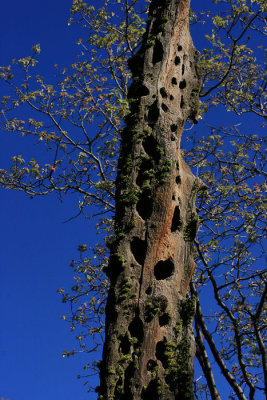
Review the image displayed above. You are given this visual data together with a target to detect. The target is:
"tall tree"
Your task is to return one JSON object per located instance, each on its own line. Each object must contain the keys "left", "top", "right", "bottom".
{"left": 0, "top": 0, "right": 266, "bottom": 399}
{"left": 98, "top": 0, "right": 202, "bottom": 398}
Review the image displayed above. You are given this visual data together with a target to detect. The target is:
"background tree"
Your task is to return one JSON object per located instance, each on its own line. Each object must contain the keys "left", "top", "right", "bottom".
{"left": 0, "top": 0, "right": 266, "bottom": 399}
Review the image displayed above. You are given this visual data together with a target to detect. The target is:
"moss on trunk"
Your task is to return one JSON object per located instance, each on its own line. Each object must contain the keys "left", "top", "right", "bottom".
{"left": 98, "top": 0, "right": 202, "bottom": 398}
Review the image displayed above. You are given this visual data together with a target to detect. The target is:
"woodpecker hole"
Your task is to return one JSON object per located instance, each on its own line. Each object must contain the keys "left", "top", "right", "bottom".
{"left": 130, "top": 237, "right": 147, "bottom": 265}
{"left": 154, "top": 258, "right": 175, "bottom": 280}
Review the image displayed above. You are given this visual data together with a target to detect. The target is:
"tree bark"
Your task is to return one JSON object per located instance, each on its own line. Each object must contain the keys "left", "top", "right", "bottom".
{"left": 98, "top": 0, "right": 202, "bottom": 399}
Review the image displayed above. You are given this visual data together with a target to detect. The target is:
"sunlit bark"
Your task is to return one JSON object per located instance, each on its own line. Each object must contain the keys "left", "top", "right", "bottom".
{"left": 98, "top": 1, "right": 202, "bottom": 398}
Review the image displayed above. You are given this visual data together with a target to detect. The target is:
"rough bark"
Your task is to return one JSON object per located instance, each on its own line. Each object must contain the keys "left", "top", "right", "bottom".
{"left": 98, "top": 0, "right": 202, "bottom": 399}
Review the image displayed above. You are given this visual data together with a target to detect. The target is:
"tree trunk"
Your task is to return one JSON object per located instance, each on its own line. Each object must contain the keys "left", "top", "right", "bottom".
{"left": 98, "top": 0, "right": 202, "bottom": 399}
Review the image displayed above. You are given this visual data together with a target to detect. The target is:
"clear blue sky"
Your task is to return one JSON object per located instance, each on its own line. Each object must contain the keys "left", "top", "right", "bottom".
{"left": 0, "top": 1, "right": 263, "bottom": 400}
{"left": 0, "top": 1, "right": 101, "bottom": 399}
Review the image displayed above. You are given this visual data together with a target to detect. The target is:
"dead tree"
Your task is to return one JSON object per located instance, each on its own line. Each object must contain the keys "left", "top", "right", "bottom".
{"left": 98, "top": 0, "right": 202, "bottom": 398}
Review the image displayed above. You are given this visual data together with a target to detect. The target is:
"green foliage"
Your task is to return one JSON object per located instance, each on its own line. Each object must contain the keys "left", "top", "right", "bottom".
{"left": 0, "top": 0, "right": 148, "bottom": 215}
{"left": 118, "top": 277, "right": 132, "bottom": 303}
{"left": 157, "top": 159, "right": 172, "bottom": 185}
{"left": 185, "top": 128, "right": 266, "bottom": 398}
{"left": 144, "top": 299, "right": 161, "bottom": 322}
{"left": 197, "top": 0, "right": 266, "bottom": 119}
{"left": 180, "top": 296, "right": 196, "bottom": 326}
{"left": 184, "top": 213, "right": 199, "bottom": 242}
{"left": 164, "top": 338, "right": 194, "bottom": 399}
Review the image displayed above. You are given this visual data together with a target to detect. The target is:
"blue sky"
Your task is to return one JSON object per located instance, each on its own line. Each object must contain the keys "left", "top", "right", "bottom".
{"left": 0, "top": 1, "right": 264, "bottom": 399}
{"left": 0, "top": 1, "right": 101, "bottom": 399}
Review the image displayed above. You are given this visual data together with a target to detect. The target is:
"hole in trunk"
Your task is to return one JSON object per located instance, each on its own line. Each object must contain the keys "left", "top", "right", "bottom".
{"left": 159, "top": 313, "right": 171, "bottom": 326}
{"left": 152, "top": 40, "right": 164, "bottom": 64}
{"left": 161, "top": 103, "right": 169, "bottom": 112}
{"left": 129, "top": 314, "right": 144, "bottom": 343}
{"left": 171, "top": 124, "right": 177, "bottom": 132}
{"left": 154, "top": 258, "right": 174, "bottom": 280}
{"left": 146, "top": 286, "right": 152, "bottom": 295}
{"left": 141, "top": 379, "right": 161, "bottom": 400}
{"left": 175, "top": 56, "right": 181, "bottom": 65}
{"left": 160, "top": 87, "right": 168, "bottom": 98}
{"left": 136, "top": 189, "right": 153, "bottom": 220}
{"left": 155, "top": 338, "right": 168, "bottom": 368}
{"left": 143, "top": 135, "right": 161, "bottom": 162}
{"left": 178, "top": 45, "right": 183, "bottom": 51}
{"left": 128, "top": 83, "right": 150, "bottom": 98}
{"left": 130, "top": 237, "right": 147, "bottom": 265}
{"left": 176, "top": 175, "right": 181, "bottom": 184}
{"left": 172, "top": 77, "right": 177, "bottom": 85}
{"left": 148, "top": 101, "right": 160, "bottom": 126}
{"left": 119, "top": 334, "right": 131, "bottom": 354}
{"left": 179, "top": 79, "right": 186, "bottom": 89}
{"left": 171, "top": 206, "right": 183, "bottom": 232}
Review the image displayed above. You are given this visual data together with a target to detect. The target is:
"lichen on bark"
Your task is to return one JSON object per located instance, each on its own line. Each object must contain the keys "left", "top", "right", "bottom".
{"left": 98, "top": 0, "right": 202, "bottom": 399}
